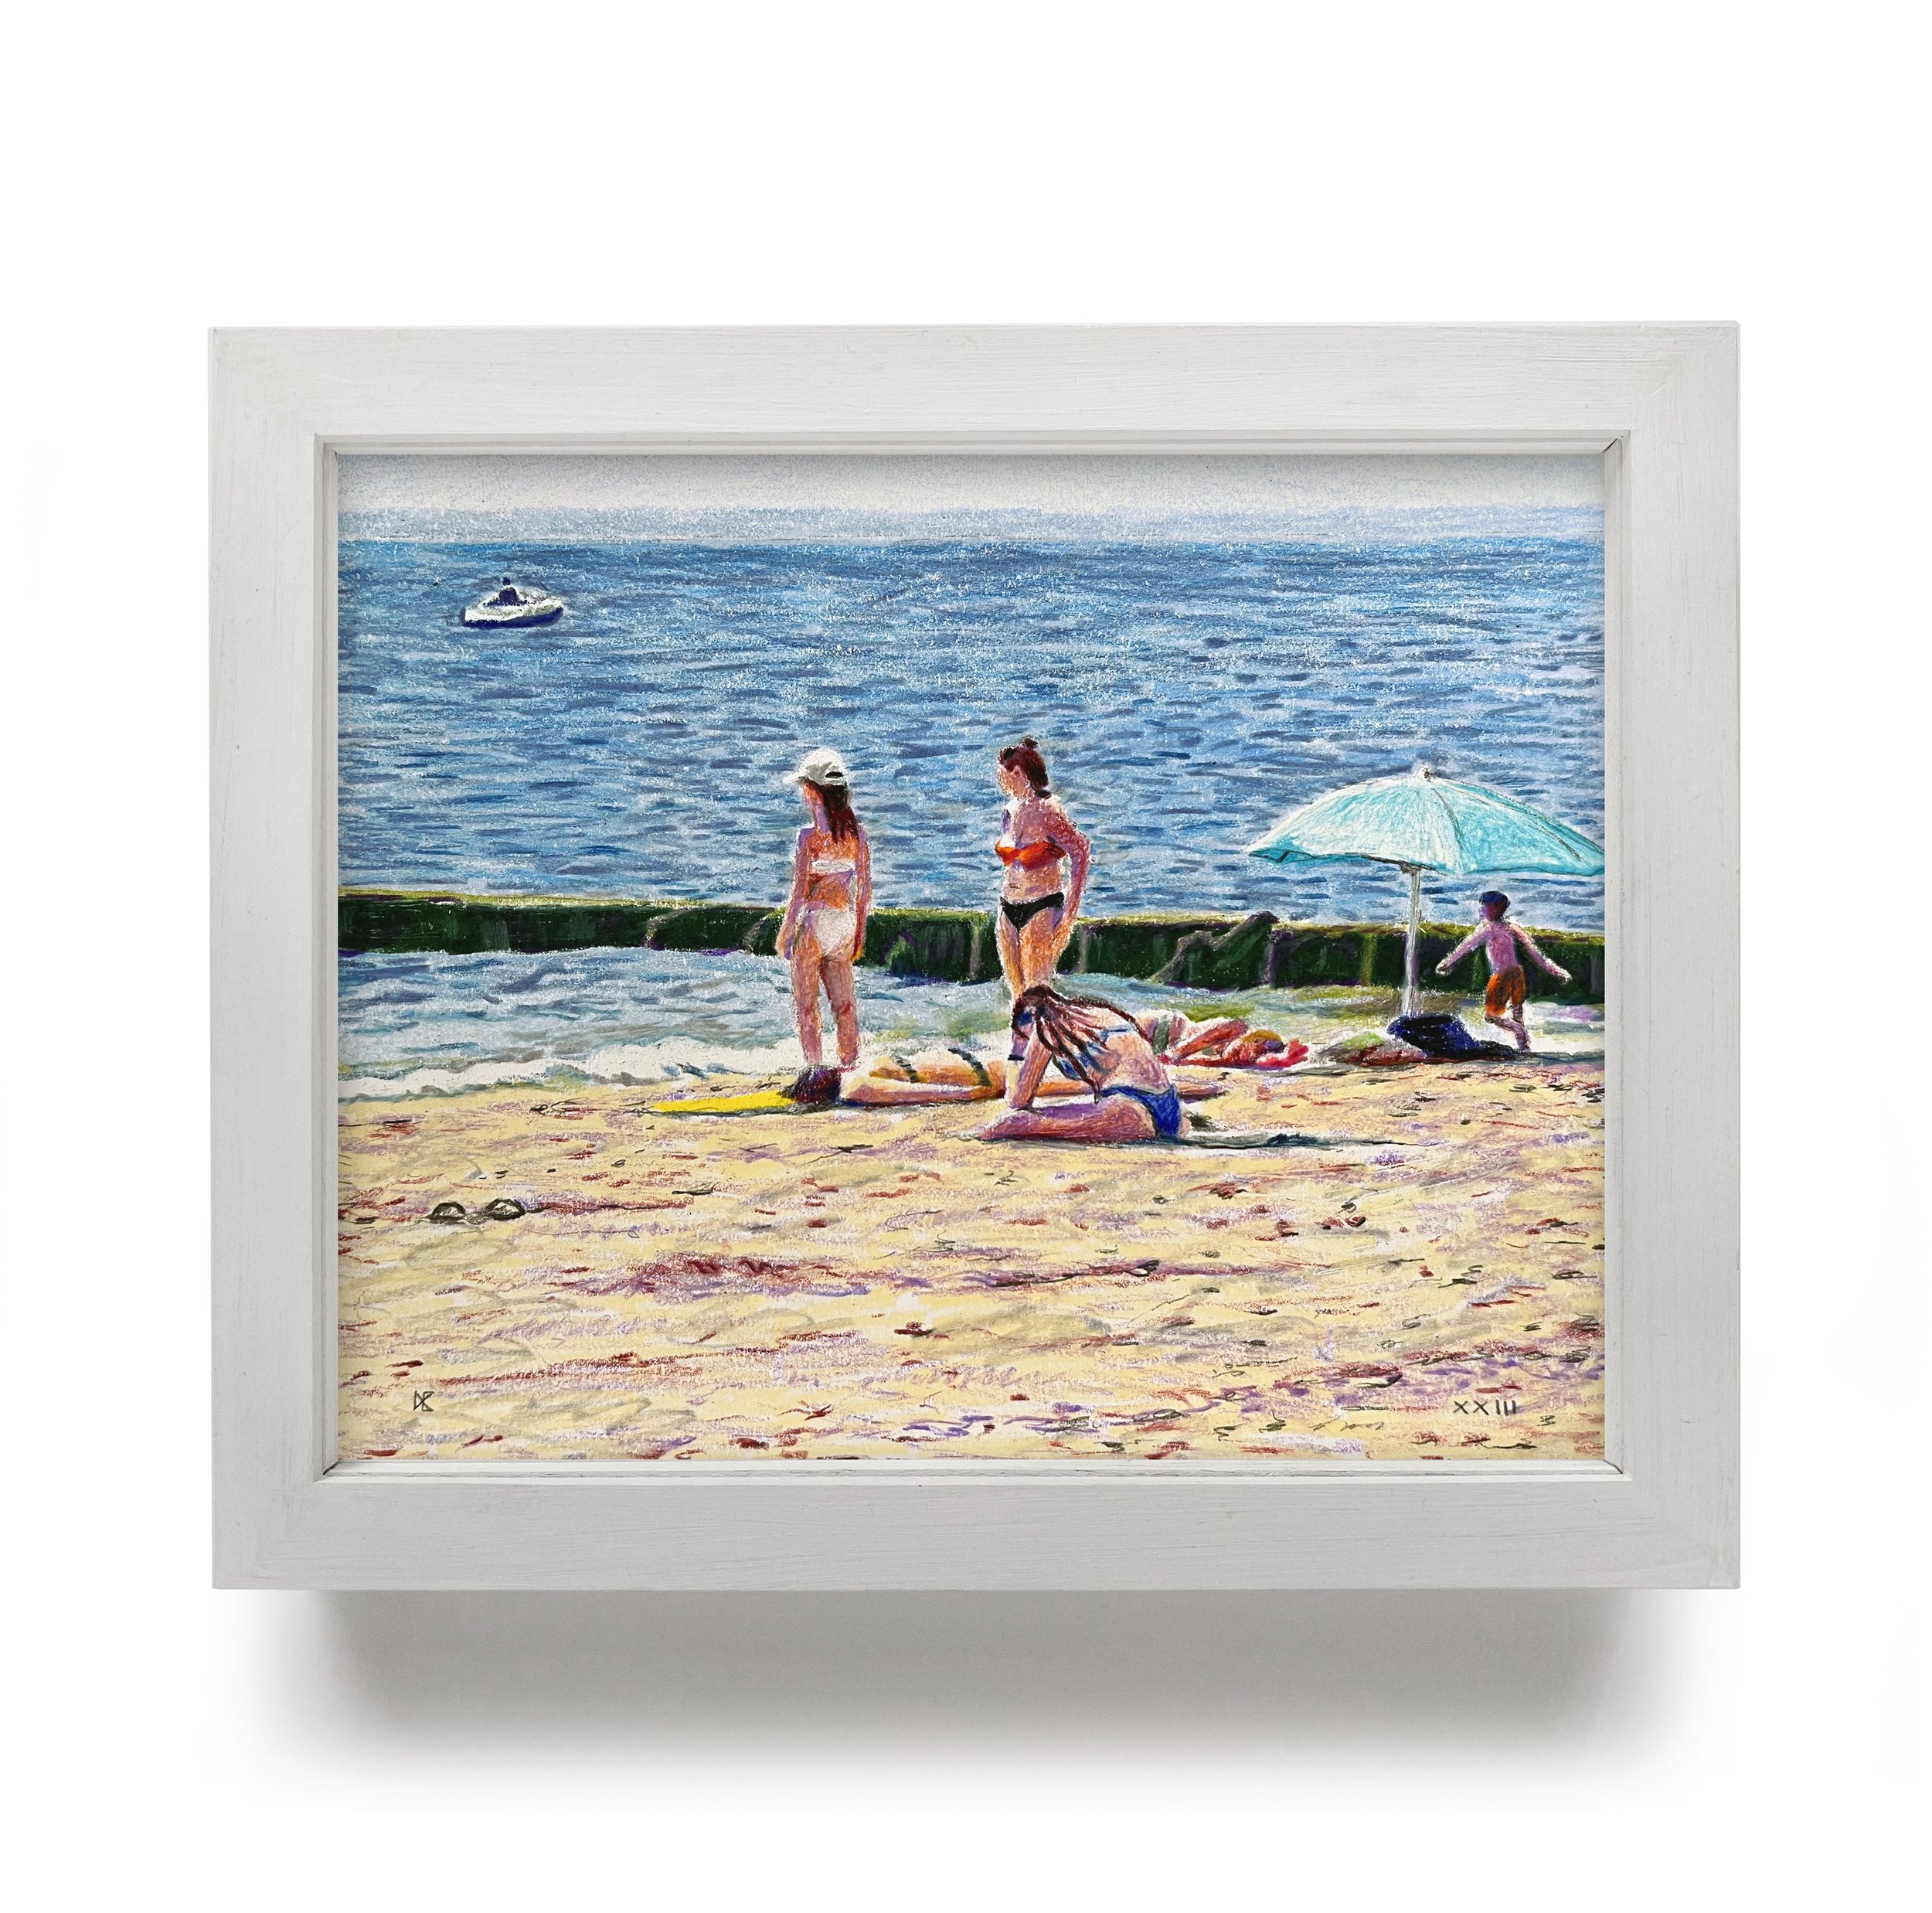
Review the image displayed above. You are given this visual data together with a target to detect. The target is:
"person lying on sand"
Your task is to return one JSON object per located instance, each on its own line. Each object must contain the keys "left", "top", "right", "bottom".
{"left": 840, "top": 1043, "right": 1225, "bottom": 1107}
{"left": 979, "top": 983, "right": 1185, "bottom": 1142}
{"left": 801, "top": 1018, "right": 1298, "bottom": 1111}
{"left": 838, "top": 1046, "right": 1011, "bottom": 1104}
{"left": 1435, "top": 889, "right": 1570, "bottom": 1054}
{"left": 1137, "top": 1008, "right": 1308, "bottom": 1069}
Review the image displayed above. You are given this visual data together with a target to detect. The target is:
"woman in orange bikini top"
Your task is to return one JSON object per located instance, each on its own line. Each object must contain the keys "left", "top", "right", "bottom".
{"left": 995, "top": 839, "right": 1061, "bottom": 872}
{"left": 992, "top": 736, "right": 1091, "bottom": 992}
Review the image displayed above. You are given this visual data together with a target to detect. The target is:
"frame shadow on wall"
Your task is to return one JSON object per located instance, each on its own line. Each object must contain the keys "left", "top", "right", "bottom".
{"left": 304, "top": 1589, "right": 1675, "bottom": 1753}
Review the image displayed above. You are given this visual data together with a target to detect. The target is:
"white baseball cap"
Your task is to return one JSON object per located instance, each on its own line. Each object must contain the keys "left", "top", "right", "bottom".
{"left": 786, "top": 746, "right": 850, "bottom": 788}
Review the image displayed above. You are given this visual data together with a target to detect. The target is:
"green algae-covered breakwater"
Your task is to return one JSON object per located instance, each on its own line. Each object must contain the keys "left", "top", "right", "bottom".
{"left": 340, "top": 890, "right": 1604, "bottom": 1002}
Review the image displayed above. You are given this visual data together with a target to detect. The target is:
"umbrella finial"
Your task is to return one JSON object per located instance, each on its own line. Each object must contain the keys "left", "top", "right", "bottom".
{"left": 1413, "top": 762, "right": 1434, "bottom": 781}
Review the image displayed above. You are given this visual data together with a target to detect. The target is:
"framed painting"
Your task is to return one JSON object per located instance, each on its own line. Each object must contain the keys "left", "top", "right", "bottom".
{"left": 212, "top": 325, "right": 1738, "bottom": 1587}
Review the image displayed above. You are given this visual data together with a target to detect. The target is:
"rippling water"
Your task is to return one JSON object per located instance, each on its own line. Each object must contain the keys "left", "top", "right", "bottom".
{"left": 338, "top": 537, "right": 1604, "bottom": 928}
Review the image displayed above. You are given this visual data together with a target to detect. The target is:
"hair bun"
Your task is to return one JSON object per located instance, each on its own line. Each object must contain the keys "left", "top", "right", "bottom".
{"left": 1021, "top": 735, "right": 1039, "bottom": 749}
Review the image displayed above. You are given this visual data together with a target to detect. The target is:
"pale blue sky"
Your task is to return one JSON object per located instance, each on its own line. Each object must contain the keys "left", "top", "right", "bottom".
{"left": 338, "top": 453, "right": 1603, "bottom": 544}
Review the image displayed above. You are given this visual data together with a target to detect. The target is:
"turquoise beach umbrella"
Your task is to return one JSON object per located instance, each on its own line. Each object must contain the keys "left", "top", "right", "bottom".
{"left": 1244, "top": 767, "right": 1605, "bottom": 1016}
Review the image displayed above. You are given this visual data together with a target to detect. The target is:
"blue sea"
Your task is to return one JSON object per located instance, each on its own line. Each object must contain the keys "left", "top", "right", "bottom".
{"left": 338, "top": 537, "right": 1603, "bottom": 1092}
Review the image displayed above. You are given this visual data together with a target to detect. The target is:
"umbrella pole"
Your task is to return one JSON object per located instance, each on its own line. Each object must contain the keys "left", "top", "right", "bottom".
{"left": 1402, "top": 863, "right": 1423, "bottom": 1019}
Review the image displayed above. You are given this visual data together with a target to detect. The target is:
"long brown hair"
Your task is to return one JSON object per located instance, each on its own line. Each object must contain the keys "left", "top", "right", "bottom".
{"left": 998, "top": 735, "right": 1051, "bottom": 796}
{"left": 1010, "top": 982, "right": 1140, "bottom": 1088}
{"left": 804, "top": 778, "right": 860, "bottom": 843}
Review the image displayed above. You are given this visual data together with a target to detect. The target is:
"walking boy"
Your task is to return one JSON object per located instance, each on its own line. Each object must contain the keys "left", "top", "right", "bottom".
{"left": 1435, "top": 890, "right": 1570, "bottom": 1052}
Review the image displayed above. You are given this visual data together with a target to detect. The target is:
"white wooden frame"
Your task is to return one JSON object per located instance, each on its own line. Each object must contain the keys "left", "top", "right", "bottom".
{"left": 212, "top": 326, "right": 1738, "bottom": 1588}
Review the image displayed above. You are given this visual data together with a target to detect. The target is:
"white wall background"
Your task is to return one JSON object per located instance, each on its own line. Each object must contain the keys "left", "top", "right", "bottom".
{"left": 3, "top": 2, "right": 1920, "bottom": 1904}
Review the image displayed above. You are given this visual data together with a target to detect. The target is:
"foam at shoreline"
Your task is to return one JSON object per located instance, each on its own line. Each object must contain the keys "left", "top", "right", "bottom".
{"left": 338, "top": 945, "right": 1604, "bottom": 1101}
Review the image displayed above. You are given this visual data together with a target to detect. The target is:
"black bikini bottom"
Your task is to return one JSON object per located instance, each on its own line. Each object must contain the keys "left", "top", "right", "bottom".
{"left": 1001, "top": 891, "right": 1064, "bottom": 930}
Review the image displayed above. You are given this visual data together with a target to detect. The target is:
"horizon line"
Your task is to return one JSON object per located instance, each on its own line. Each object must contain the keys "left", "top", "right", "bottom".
{"left": 339, "top": 512, "right": 1606, "bottom": 548}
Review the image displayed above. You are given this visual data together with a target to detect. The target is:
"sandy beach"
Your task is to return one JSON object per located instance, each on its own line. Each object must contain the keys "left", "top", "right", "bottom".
{"left": 337, "top": 1054, "right": 1604, "bottom": 1462}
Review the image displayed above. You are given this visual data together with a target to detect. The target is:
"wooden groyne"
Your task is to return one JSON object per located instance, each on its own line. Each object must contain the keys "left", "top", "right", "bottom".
{"left": 339, "top": 890, "right": 1605, "bottom": 1002}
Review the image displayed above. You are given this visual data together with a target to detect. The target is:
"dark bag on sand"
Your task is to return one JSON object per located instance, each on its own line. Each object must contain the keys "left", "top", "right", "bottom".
{"left": 1388, "top": 1013, "right": 1515, "bottom": 1062}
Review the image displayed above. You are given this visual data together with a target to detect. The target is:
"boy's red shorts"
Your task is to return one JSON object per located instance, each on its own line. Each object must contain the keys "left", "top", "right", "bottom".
{"left": 1485, "top": 964, "right": 1526, "bottom": 1016}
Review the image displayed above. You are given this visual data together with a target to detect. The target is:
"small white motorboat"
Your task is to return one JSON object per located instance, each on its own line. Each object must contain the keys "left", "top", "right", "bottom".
{"left": 461, "top": 577, "right": 566, "bottom": 628}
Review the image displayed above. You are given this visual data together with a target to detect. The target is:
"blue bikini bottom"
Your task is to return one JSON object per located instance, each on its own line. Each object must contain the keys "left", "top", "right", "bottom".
{"left": 1099, "top": 1082, "right": 1184, "bottom": 1139}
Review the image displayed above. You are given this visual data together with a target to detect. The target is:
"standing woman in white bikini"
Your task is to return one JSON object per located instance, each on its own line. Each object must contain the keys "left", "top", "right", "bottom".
{"left": 777, "top": 747, "right": 872, "bottom": 1082}
{"left": 993, "top": 737, "right": 1091, "bottom": 994}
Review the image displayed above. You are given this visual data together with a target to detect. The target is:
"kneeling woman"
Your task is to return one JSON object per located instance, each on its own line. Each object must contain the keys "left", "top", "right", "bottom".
{"left": 980, "top": 983, "right": 1185, "bottom": 1142}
